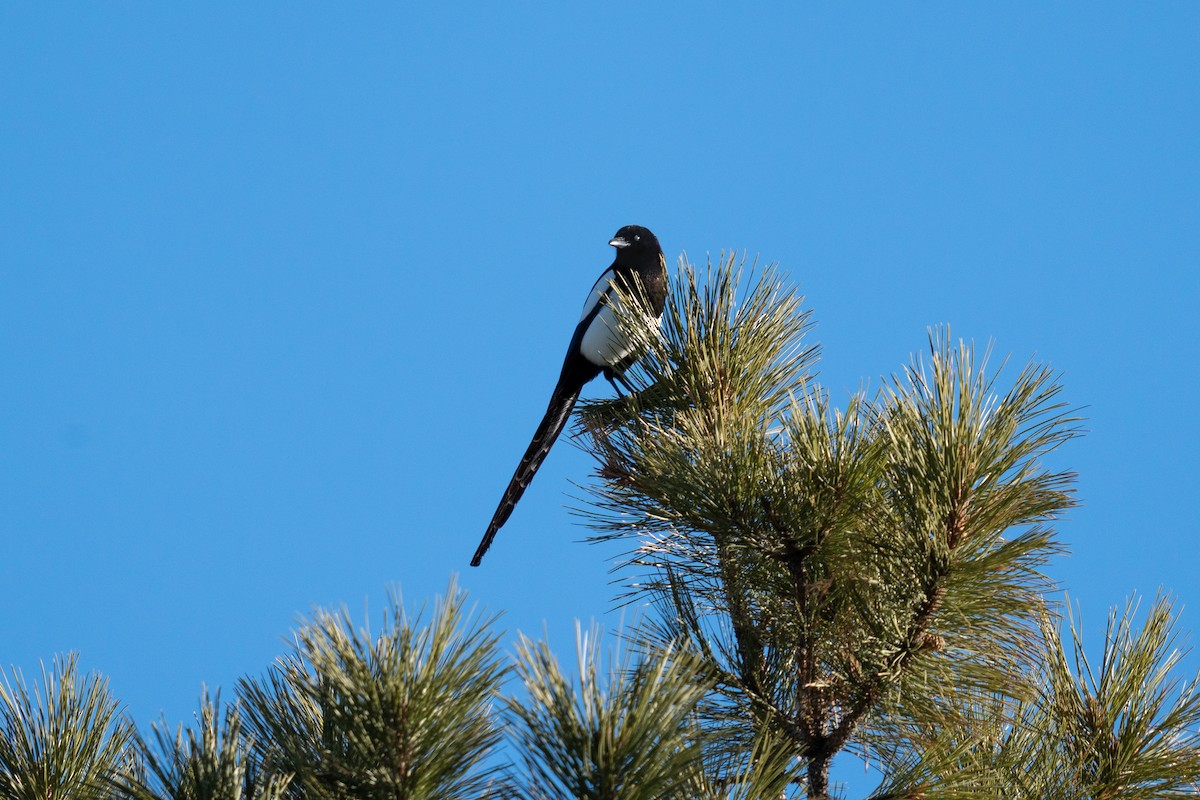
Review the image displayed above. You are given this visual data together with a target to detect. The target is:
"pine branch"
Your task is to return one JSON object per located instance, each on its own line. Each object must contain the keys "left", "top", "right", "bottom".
{"left": 236, "top": 578, "right": 508, "bottom": 800}
{"left": 506, "top": 623, "right": 711, "bottom": 800}
{"left": 0, "top": 653, "right": 131, "bottom": 800}
{"left": 114, "top": 689, "right": 290, "bottom": 800}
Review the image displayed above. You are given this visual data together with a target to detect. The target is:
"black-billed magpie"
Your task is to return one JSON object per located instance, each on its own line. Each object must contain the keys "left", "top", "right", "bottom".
{"left": 470, "top": 225, "right": 667, "bottom": 567}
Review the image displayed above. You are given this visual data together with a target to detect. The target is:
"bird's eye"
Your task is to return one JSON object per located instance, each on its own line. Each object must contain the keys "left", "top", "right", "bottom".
{"left": 634, "top": 234, "right": 641, "bottom": 241}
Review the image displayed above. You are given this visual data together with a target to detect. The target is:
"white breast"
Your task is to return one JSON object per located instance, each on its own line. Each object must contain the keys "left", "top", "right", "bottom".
{"left": 579, "top": 297, "right": 634, "bottom": 368}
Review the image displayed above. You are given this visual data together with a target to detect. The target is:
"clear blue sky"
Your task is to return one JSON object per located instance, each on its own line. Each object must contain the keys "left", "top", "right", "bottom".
{"left": 2, "top": 4, "right": 1198, "bottom": 794}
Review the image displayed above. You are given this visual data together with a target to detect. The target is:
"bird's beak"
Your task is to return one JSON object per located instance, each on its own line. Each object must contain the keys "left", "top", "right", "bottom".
{"left": 609, "top": 236, "right": 630, "bottom": 248}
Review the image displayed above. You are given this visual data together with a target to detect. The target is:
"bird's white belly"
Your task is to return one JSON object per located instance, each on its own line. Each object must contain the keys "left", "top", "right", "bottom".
{"left": 579, "top": 301, "right": 633, "bottom": 368}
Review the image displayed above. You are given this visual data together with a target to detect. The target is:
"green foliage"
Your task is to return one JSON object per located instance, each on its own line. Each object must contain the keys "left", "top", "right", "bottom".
{"left": 1010, "top": 594, "right": 1200, "bottom": 799}
{"left": 577, "top": 254, "right": 1080, "bottom": 797}
{"left": 114, "top": 689, "right": 290, "bottom": 800}
{"left": 506, "top": 624, "right": 711, "bottom": 800}
{"left": 236, "top": 579, "right": 507, "bottom": 800}
{"left": 855, "top": 336, "right": 1077, "bottom": 762}
{"left": 684, "top": 723, "right": 805, "bottom": 800}
{"left": 866, "top": 595, "right": 1200, "bottom": 800}
{"left": 0, "top": 653, "right": 131, "bottom": 800}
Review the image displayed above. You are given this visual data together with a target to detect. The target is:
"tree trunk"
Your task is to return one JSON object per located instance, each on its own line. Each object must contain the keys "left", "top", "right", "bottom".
{"left": 807, "top": 750, "right": 830, "bottom": 799}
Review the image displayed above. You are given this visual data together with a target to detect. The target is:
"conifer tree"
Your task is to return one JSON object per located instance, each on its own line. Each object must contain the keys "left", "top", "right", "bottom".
{"left": 570, "top": 254, "right": 1195, "bottom": 797}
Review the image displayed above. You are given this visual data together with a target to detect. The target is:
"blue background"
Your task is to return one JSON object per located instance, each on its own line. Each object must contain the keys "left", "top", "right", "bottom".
{"left": 3, "top": 4, "right": 1198, "bottom": 794}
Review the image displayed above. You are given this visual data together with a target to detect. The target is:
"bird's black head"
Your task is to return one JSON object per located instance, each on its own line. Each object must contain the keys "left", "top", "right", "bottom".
{"left": 608, "top": 225, "right": 661, "bottom": 257}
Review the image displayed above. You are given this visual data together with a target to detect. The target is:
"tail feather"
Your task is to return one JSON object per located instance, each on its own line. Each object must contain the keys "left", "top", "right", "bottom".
{"left": 471, "top": 380, "right": 583, "bottom": 566}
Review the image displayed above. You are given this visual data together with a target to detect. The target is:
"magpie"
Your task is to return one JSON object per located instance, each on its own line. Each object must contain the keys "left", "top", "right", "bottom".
{"left": 470, "top": 225, "right": 667, "bottom": 566}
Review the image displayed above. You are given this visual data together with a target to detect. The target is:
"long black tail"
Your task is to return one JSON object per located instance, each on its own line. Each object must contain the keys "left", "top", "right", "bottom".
{"left": 471, "top": 377, "right": 583, "bottom": 566}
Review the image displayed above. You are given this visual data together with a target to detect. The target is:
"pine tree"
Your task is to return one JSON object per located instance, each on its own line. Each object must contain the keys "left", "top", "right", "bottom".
{"left": 570, "top": 254, "right": 1199, "bottom": 797}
